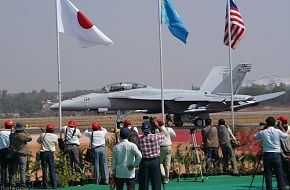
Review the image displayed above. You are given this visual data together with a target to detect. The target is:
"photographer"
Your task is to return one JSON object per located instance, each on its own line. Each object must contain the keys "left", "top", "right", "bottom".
{"left": 9, "top": 122, "right": 32, "bottom": 188}
{"left": 138, "top": 120, "right": 165, "bottom": 190}
{"left": 276, "top": 115, "right": 290, "bottom": 188}
{"left": 0, "top": 120, "right": 14, "bottom": 187}
{"left": 276, "top": 115, "right": 290, "bottom": 134}
{"left": 216, "top": 119, "right": 239, "bottom": 176}
{"left": 201, "top": 118, "right": 219, "bottom": 173}
{"left": 157, "top": 118, "right": 176, "bottom": 184}
{"left": 37, "top": 124, "right": 58, "bottom": 189}
{"left": 253, "top": 116, "right": 289, "bottom": 190}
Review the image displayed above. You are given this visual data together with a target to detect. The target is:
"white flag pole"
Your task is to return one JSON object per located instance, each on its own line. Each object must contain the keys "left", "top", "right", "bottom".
{"left": 55, "top": 0, "right": 63, "bottom": 131}
{"left": 226, "top": 0, "right": 235, "bottom": 131}
{"left": 158, "top": 0, "right": 165, "bottom": 123}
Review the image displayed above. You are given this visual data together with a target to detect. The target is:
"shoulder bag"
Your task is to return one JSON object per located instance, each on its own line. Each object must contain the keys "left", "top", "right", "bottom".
{"left": 84, "top": 131, "right": 95, "bottom": 163}
{"left": 226, "top": 125, "right": 241, "bottom": 149}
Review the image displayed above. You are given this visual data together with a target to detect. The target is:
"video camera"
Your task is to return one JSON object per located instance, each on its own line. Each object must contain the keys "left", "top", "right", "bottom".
{"left": 143, "top": 116, "right": 157, "bottom": 134}
{"left": 259, "top": 122, "right": 268, "bottom": 130}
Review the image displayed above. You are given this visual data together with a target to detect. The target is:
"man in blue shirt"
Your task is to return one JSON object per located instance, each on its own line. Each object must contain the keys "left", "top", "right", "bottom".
{"left": 253, "top": 116, "right": 289, "bottom": 190}
{"left": 112, "top": 127, "right": 142, "bottom": 190}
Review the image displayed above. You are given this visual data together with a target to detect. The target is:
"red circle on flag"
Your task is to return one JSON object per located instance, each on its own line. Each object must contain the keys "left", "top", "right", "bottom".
{"left": 77, "top": 11, "right": 93, "bottom": 29}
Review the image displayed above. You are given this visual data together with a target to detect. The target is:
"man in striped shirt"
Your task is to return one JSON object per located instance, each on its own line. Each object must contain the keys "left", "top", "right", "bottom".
{"left": 138, "top": 120, "right": 165, "bottom": 190}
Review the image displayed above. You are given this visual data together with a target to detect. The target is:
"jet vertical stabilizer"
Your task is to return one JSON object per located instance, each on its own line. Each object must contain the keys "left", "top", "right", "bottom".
{"left": 211, "top": 63, "right": 252, "bottom": 95}
{"left": 199, "top": 66, "right": 228, "bottom": 93}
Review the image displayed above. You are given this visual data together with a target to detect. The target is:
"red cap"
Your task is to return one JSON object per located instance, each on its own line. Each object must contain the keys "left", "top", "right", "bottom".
{"left": 123, "top": 118, "right": 132, "bottom": 126}
{"left": 68, "top": 119, "right": 76, "bottom": 127}
{"left": 277, "top": 115, "right": 288, "bottom": 122}
{"left": 92, "top": 122, "right": 101, "bottom": 130}
{"left": 4, "top": 120, "right": 13, "bottom": 127}
{"left": 156, "top": 118, "right": 164, "bottom": 126}
{"left": 46, "top": 124, "right": 54, "bottom": 132}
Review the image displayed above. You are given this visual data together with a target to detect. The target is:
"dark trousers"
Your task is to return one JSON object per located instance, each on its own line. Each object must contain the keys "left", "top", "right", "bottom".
{"left": 138, "top": 157, "right": 161, "bottom": 190}
{"left": 263, "top": 152, "right": 285, "bottom": 190}
{"left": 221, "top": 144, "right": 238, "bottom": 174}
{"left": 205, "top": 147, "right": 219, "bottom": 172}
{"left": 40, "top": 151, "right": 57, "bottom": 189}
{"left": 10, "top": 153, "right": 27, "bottom": 187}
{"left": 282, "top": 157, "right": 290, "bottom": 186}
{"left": 65, "top": 145, "right": 81, "bottom": 173}
{"left": 0, "top": 148, "right": 10, "bottom": 186}
{"left": 115, "top": 178, "right": 135, "bottom": 190}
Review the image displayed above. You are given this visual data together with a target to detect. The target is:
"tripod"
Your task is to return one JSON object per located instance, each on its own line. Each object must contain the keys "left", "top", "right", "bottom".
{"left": 249, "top": 153, "right": 264, "bottom": 190}
{"left": 182, "top": 128, "right": 205, "bottom": 182}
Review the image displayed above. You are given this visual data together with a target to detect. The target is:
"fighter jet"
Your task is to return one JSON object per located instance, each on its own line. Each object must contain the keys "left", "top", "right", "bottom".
{"left": 50, "top": 64, "right": 284, "bottom": 127}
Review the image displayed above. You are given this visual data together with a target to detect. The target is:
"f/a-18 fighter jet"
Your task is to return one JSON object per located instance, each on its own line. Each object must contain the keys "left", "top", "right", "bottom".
{"left": 50, "top": 64, "right": 284, "bottom": 127}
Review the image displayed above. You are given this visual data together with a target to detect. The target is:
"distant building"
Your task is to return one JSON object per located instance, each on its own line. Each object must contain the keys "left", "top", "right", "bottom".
{"left": 244, "top": 76, "right": 290, "bottom": 89}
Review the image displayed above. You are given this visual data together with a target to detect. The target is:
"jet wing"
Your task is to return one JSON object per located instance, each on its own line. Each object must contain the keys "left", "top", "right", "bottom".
{"left": 252, "top": 91, "right": 285, "bottom": 102}
{"left": 184, "top": 91, "right": 285, "bottom": 113}
{"left": 234, "top": 91, "right": 285, "bottom": 110}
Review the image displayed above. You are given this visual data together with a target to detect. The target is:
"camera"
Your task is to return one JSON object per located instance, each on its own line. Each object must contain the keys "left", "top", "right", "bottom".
{"left": 259, "top": 122, "right": 268, "bottom": 130}
{"left": 143, "top": 116, "right": 157, "bottom": 134}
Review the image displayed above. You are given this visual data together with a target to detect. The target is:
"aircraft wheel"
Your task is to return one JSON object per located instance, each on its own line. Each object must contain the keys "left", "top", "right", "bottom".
{"left": 194, "top": 118, "right": 204, "bottom": 127}
{"left": 174, "top": 120, "right": 184, "bottom": 127}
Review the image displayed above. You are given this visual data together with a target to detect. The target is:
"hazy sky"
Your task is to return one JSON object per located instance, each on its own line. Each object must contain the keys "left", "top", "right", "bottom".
{"left": 1, "top": 0, "right": 290, "bottom": 93}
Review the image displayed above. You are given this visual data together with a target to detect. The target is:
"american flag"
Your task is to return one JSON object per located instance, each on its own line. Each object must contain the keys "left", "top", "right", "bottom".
{"left": 224, "top": 0, "right": 245, "bottom": 49}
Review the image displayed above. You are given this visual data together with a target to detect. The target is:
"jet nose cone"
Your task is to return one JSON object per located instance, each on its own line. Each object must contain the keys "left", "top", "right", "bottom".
{"left": 50, "top": 103, "right": 59, "bottom": 110}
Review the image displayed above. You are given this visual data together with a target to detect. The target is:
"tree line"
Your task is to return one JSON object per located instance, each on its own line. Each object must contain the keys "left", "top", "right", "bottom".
{"left": 0, "top": 84, "right": 289, "bottom": 118}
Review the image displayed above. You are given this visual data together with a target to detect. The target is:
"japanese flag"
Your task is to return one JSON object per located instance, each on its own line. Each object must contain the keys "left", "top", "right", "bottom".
{"left": 57, "top": 0, "right": 113, "bottom": 48}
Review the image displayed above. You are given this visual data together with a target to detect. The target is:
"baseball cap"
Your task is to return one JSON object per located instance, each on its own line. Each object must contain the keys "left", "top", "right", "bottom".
{"left": 156, "top": 118, "right": 164, "bottom": 126}
{"left": 4, "top": 120, "right": 13, "bottom": 128}
{"left": 91, "top": 122, "right": 101, "bottom": 130}
{"left": 68, "top": 119, "right": 76, "bottom": 127}
{"left": 277, "top": 115, "right": 288, "bottom": 122}
{"left": 141, "top": 121, "right": 151, "bottom": 133}
{"left": 120, "top": 127, "right": 131, "bottom": 139}
{"left": 14, "top": 122, "right": 25, "bottom": 131}
{"left": 46, "top": 124, "right": 54, "bottom": 132}
{"left": 123, "top": 118, "right": 132, "bottom": 126}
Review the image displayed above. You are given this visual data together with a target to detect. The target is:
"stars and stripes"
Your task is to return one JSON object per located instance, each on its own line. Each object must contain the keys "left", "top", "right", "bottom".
{"left": 224, "top": 0, "right": 245, "bottom": 49}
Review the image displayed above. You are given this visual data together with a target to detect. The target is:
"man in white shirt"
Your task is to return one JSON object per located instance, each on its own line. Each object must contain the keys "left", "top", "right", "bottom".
{"left": 37, "top": 124, "right": 58, "bottom": 189}
{"left": 112, "top": 127, "right": 142, "bottom": 190}
{"left": 253, "top": 116, "right": 289, "bottom": 190}
{"left": 60, "top": 119, "right": 82, "bottom": 173}
{"left": 157, "top": 117, "right": 176, "bottom": 184}
{"left": 0, "top": 120, "right": 13, "bottom": 187}
{"left": 84, "top": 122, "right": 109, "bottom": 185}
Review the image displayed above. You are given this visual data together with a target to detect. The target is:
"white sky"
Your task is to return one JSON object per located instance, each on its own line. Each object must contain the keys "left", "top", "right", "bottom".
{"left": 0, "top": 0, "right": 290, "bottom": 93}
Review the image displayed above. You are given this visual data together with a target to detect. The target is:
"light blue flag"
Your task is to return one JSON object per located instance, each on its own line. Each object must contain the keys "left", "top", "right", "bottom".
{"left": 161, "top": 0, "right": 189, "bottom": 44}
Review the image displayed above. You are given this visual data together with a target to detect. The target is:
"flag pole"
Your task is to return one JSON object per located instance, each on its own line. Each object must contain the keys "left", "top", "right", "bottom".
{"left": 226, "top": 0, "right": 235, "bottom": 131}
{"left": 157, "top": 0, "right": 165, "bottom": 123}
{"left": 55, "top": 0, "right": 63, "bottom": 131}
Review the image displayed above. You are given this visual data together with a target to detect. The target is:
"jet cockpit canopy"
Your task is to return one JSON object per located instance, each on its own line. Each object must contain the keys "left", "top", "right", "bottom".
{"left": 101, "top": 82, "right": 147, "bottom": 93}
